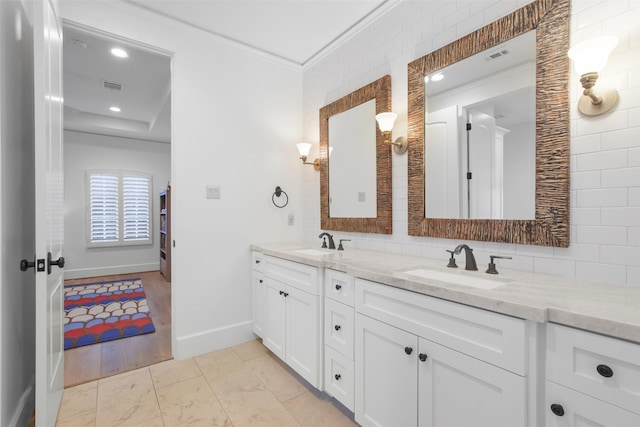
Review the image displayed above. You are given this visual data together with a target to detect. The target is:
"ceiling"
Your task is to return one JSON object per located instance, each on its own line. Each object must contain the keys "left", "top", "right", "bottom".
{"left": 63, "top": 0, "right": 393, "bottom": 143}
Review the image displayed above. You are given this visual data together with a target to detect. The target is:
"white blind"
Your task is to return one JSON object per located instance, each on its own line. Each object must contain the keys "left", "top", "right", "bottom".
{"left": 87, "top": 170, "right": 152, "bottom": 246}
{"left": 89, "top": 173, "right": 119, "bottom": 242}
{"left": 123, "top": 175, "right": 150, "bottom": 241}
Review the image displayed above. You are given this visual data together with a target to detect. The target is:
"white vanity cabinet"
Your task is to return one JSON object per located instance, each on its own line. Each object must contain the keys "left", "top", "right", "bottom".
{"left": 355, "top": 278, "right": 528, "bottom": 427}
{"left": 324, "top": 270, "right": 355, "bottom": 411}
{"left": 261, "top": 255, "right": 323, "bottom": 388}
{"left": 545, "top": 323, "right": 640, "bottom": 426}
{"left": 251, "top": 251, "right": 265, "bottom": 337}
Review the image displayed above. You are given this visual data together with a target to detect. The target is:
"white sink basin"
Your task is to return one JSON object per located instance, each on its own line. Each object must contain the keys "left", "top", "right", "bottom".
{"left": 292, "top": 248, "right": 334, "bottom": 256}
{"left": 403, "top": 269, "right": 509, "bottom": 290}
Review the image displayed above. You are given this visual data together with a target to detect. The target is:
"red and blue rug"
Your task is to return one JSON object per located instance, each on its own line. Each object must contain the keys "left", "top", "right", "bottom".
{"left": 63, "top": 278, "right": 156, "bottom": 350}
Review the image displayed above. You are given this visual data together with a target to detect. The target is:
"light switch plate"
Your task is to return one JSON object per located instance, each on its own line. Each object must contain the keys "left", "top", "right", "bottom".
{"left": 206, "top": 185, "right": 220, "bottom": 199}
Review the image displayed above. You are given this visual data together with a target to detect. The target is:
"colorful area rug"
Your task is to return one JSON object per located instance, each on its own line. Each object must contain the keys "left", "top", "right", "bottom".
{"left": 64, "top": 278, "right": 156, "bottom": 350}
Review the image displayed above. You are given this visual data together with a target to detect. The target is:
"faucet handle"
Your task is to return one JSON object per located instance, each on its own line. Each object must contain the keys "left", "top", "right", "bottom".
{"left": 321, "top": 237, "right": 327, "bottom": 248}
{"left": 486, "top": 255, "right": 512, "bottom": 274}
{"left": 338, "top": 239, "right": 351, "bottom": 251}
{"left": 445, "top": 250, "right": 457, "bottom": 268}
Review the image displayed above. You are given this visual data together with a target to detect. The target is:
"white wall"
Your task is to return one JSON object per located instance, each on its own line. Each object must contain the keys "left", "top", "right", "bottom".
{"left": 63, "top": 130, "right": 171, "bottom": 279}
{"left": 0, "top": 1, "right": 36, "bottom": 426}
{"left": 60, "top": 0, "right": 304, "bottom": 359}
{"left": 303, "top": 0, "right": 640, "bottom": 287}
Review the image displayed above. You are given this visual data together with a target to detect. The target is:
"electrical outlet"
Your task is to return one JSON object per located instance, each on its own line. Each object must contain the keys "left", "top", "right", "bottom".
{"left": 288, "top": 213, "right": 294, "bottom": 226}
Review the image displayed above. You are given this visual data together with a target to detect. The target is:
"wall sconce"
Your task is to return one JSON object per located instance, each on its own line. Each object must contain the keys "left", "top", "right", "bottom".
{"left": 375, "top": 112, "right": 408, "bottom": 154}
{"left": 568, "top": 37, "right": 619, "bottom": 116}
{"left": 296, "top": 143, "right": 320, "bottom": 171}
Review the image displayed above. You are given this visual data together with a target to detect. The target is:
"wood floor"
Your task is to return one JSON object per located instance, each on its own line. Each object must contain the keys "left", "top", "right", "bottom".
{"left": 63, "top": 271, "right": 172, "bottom": 388}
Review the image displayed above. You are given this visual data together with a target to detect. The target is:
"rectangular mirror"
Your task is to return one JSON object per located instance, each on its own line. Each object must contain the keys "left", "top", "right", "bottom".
{"left": 407, "top": 0, "right": 570, "bottom": 246}
{"left": 320, "top": 75, "right": 392, "bottom": 234}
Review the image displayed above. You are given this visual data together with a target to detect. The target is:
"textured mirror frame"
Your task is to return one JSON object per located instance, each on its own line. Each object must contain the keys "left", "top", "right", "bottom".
{"left": 407, "top": 0, "right": 570, "bottom": 247}
{"left": 320, "top": 75, "right": 392, "bottom": 234}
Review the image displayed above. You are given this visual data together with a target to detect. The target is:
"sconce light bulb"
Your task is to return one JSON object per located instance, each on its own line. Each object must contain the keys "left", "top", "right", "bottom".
{"left": 296, "top": 142, "right": 312, "bottom": 157}
{"left": 568, "top": 36, "right": 617, "bottom": 75}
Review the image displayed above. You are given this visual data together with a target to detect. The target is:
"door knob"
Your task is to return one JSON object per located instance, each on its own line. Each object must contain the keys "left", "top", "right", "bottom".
{"left": 20, "top": 258, "right": 36, "bottom": 272}
{"left": 47, "top": 252, "right": 65, "bottom": 275}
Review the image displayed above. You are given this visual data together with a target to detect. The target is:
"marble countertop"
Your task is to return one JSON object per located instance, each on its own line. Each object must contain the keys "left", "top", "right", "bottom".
{"left": 251, "top": 242, "right": 640, "bottom": 343}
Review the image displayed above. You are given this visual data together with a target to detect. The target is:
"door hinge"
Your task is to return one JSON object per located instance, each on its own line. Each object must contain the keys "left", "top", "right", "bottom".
{"left": 466, "top": 123, "right": 472, "bottom": 131}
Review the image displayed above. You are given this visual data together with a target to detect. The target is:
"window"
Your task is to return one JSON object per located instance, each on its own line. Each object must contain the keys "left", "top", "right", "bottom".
{"left": 87, "top": 170, "right": 152, "bottom": 247}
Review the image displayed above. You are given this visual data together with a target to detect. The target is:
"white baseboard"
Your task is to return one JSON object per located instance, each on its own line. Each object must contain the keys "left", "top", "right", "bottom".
{"left": 173, "top": 320, "right": 254, "bottom": 360}
{"left": 8, "top": 376, "right": 35, "bottom": 427}
{"left": 64, "top": 262, "right": 160, "bottom": 280}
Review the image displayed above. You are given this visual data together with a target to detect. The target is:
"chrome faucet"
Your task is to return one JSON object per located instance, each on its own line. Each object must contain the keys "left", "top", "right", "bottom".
{"left": 454, "top": 244, "right": 478, "bottom": 271}
{"left": 318, "top": 232, "right": 336, "bottom": 249}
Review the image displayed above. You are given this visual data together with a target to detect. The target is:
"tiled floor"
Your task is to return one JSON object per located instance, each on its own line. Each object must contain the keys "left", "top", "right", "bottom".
{"left": 56, "top": 339, "right": 358, "bottom": 427}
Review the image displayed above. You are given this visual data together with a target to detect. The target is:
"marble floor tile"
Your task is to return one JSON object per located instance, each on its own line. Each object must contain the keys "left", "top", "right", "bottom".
{"left": 149, "top": 358, "right": 202, "bottom": 390}
{"left": 249, "top": 353, "right": 308, "bottom": 402}
{"left": 55, "top": 381, "right": 97, "bottom": 427}
{"left": 194, "top": 347, "right": 247, "bottom": 383}
{"left": 96, "top": 367, "right": 164, "bottom": 427}
{"left": 284, "top": 390, "right": 358, "bottom": 427}
{"left": 232, "top": 339, "right": 269, "bottom": 361}
{"left": 156, "top": 376, "right": 232, "bottom": 427}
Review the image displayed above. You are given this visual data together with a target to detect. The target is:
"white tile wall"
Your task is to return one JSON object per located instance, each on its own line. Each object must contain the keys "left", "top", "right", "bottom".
{"left": 302, "top": 0, "right": 640, "bottom": 286}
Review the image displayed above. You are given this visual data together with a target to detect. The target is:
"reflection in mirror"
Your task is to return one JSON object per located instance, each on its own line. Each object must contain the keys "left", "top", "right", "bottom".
{"left": 407, "top": 0, "right": 570, "bottom": 247}
{"left": 425, "top": 31, "right": 536, "bottom": 220}
{"left": 319, "top": 75, "right": 392, "bottom": 234}
{"left": 328, "top": 99, "right": 377, "bottom": 218}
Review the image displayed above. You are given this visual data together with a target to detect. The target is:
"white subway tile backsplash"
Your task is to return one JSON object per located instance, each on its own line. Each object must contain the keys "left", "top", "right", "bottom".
{"left": 629, "top": 147, "right": 640, "bottom": 167}
{"left": 577, "top": 225, "right": 628, "bottom": 245}
{"left": 572, "top": 171, "right": 601, "bottom": 189}
{"left": 601, "top": 245, "right": 640, "bottom": 266}
{"left": 576, "top": 261, "right": 627, "bottom": 286}
{"left": 629, "top": 227, "right": 640, "bottom": 246}
{"left": 576, "top": 0, "right": 629, "bottom": 29}
{"left": 576, "top": 110, "right": 628, "bottom": 136}
{"left": 534, "top": 257, "right": 575, "bottom": 278}
{"left": 571, "top": 133, "right": 601, "bottom": 154}
{"left": 575, "top": 149, "right": 628, "bottom": 171}
{"left": 601, "top": 207, "right": 640, "bottom": 226}
{"left": 601, "top": 127, "right": 640, "bottom": 150}
{"left": 628, "top": 267, "right": 640, "bottom": 286}
{"left": 576, "top": 188, "right": 627, "bottom": 207}
{"left": 554, "top": 243, "right": 600, "bottom": 262}
{"left": 630, "top": 188, "right": 640, "bottom": 206}
{"left": 601, "top": 167, "right": 640, "bottom": 188}
{"left": 571, "top": 208, "right": 601, "bottom": 225}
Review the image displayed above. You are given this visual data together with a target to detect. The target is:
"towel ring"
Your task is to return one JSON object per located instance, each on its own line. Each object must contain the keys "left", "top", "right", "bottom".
{"left": 272, "top": 186, "right": 288, "bottom": 208}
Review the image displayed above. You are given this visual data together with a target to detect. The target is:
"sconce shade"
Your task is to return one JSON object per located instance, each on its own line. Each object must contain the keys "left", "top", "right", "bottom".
{"left": 296, "top": 142, "right": 312, "bottom": 157}
{"left": 375, "top": 112, "right": 397, "bottom": 132}
{"left": 568, "top": 37, "right": 617, "bottom": 75}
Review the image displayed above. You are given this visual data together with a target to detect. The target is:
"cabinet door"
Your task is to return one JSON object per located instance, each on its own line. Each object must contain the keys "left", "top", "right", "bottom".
{"left": 263, "top": 277, "right": 286, "bottom": 360}
{"left": 286, "top": 287, "right": 319, "bottom": 388}
{"left": 546, "top": 381, "right": 640, "bottom": 427}
{"left": 418, "top": 337, "right": 526, "bottom": 427}
{"left": 355, "top": 314, "right": 418, "bottom": 427}
{"left": 252, "top": 271, "right": 265, "bottom": 337}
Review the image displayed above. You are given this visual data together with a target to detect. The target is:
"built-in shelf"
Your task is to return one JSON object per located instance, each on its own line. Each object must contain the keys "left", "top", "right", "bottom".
{"left": 159, "top": 185, "right": 171, "bottom": 281}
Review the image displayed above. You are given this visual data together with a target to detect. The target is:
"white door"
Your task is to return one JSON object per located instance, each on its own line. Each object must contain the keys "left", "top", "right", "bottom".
{"left": 263, "top": 277, "right": 286, "bottom": 360}
{"left": 355, "top": 314, "right": 418, "bottom": 427}
{"left": 418, "top": 337, "right": 526, "bottom": 427}
{"left": 286, "top": 287, "right": 318, "bottom": 387}
{"left": 32, "top": 0, "right": 65, "bottom": 425}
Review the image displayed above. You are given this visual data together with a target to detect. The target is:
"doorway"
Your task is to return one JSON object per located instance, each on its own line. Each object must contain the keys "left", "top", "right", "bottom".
{"left": 61, "top": 24, "right": 173, "bottom": 386}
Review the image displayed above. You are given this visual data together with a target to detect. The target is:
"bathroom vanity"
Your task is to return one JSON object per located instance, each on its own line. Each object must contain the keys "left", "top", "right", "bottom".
{"left": 250, "top": 243, "right": 640, "bottom": 427}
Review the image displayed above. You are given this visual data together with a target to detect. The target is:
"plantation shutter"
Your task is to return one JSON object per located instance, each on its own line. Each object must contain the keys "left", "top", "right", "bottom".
{"left": 123, "top": 174, "right": 151, "bottom": 241}
{"left": 89, "top": 173, "right": 119, "bottom": 242}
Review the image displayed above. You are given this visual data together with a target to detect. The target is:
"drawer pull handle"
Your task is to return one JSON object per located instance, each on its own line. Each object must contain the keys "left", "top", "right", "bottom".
{"left": 335, "top": 284, "right": 342, "bottom": 291}
{"left": 279, "top": 290, "right": 284, "bottom": 295}
{"left": 259, "top": 279, "right": 263, "bottom": 283}
{"left": 597, "top": 364, "right": 614, "bottom": 378}
{"left": 335, "top": 374, "right": 341, "bottom": 381}
{"left": 404, "top": 347, "right": 413, "bottom": 355}
{"left": 550, "top": 404, "right": 565, "bottom": 417}
{"left": 334, "top": 324, "right": 341, "bottom": 331}
{"left": 255, "top": 260, "right": 261, "bottom": 264}
{"left": 418, "top": 353, "right": 428, "bottom": 362}
{"left": 283, "top": 292, "right": 289, "bottom": 297}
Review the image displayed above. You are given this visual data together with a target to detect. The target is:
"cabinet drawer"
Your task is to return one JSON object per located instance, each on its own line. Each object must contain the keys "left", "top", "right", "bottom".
{"left": 546, "top": 380, "right": 640, "bottom": 427}
{"left": 264, "top": 255, "right": 320, "bottom": 295}
{"left": 546, "top": 323, "right": 640, "bottom": 415}
{"left": 355, "top": 278, "right": 527, "bottom": 375}
{"left": 251, "top": 251, "right": 264, "bottom": 272}
{"left": 325, "top": 269, "right": 355, "bottom": 307}
{"left": 325, "top": 298, "right": 354, "bottom": 359}
{"left": 325, "top": 346, "right": 354, "bottom": 412}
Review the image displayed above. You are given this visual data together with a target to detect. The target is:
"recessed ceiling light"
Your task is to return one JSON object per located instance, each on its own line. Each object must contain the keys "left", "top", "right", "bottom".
{"left": 431, "top": 73, "right": 444, "bottom": 82}
{"left": 110, "top": 47, "right": 128, "bottom": 58}
{"left": 109, "top": 106, "right": 121, "bottom": 112}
